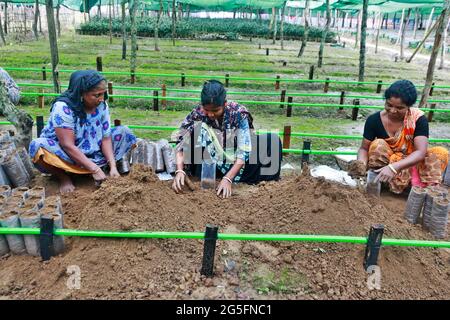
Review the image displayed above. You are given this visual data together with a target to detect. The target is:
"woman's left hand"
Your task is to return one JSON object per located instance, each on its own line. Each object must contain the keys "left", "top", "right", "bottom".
{"left": 109, "top": 166, "right": 121, "bottom": 178}
{"left": 374, "top": 166, "right": 396, "bottom": 183}
{"left": 217, "top": 178, "right": 232, "bottom": 199}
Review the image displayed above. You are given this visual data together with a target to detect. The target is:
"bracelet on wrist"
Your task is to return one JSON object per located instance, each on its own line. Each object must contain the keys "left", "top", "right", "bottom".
{"left": 223, "top": 176, "right": 233, "bottom": 184}
{"left": 388, "top": 164, "right": 398, "bottom": 175}
{"left": 175, "top": 169, "right": 186, "bottom": 176}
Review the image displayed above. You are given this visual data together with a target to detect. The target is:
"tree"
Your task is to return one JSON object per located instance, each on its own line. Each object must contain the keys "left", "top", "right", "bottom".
{"left": 273, "top": 8, "right": 278, "bottom": 44}
{"left": 45, "top": 0, "right": 60, "bottom": 93}
{"left": 0, "top": 5, "right": 5, "bottom": 45}
{"left": 121, "top": 0, "right": 127, "bottom": 60}
{"left": 438, "top": 19, "right": 449, "bottom": 69}
{"left": 130, "top": 0, "right": 139, "bottom": 83}
{"left": 109, "top": 0, "right": 113, "bottom": 44}
{"left": 280, "top": 2, "right": 286, "bottom": 50}
{"left": 419, "top": 0, "right": 450, "bottom": 108}
{"left": 56, "top": 4, "right": 61, "bottom": 38}
{"left": 358, "top": 0, "right": 368, "bottom": 82}
{"left": 33, "top": 0, "right": 40, "bottom": 40}
{"left": 154, "top": 0, "right": 163, "bottom": 51}
{"left": 318, "top": 0, "right": 330, "bottom": 68}
{"left": 171, "top": 0, "right": 176, "bottom": 46}
{"left": 399, "top": 9, "right": 411, "bottom": 60}
{"left": 0, "top": 80, "right": 33, "bottom": 149}
{"left": 298, "top": 0, "right": 310, "bottom": 57}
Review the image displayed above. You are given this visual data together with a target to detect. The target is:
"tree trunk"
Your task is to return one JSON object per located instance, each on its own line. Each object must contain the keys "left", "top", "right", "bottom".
{"left": 438, "top": 19, "right": 449, "bottom": 69}
{"left": 130, "top": 0, "right": 138, "bottom": 82}
{"left": 342, "top": 12, "right": 347, "bottom": 28}
{"left": 109, "top": 0, "right": 112, "bottom": 44}
{"left": 318, "top": 0, "right": 330, "bottom": 68}
{"left": 298, "top": 0, "right": 310, "bottom": 57}
{"left": 0, "top": 80, "right": 33, "bottom": 149}
{"left": 45, "top": 0, "right": 60, "bottom": 93}
{"left": 38, "top": 5, "right": 42, "bottom": 34}
{"left": 272, "top": 8, "right": 278, "bottom": 44}
{"left": 358, "top": 0, "right": 369, "bottom": 82}
{"left": 33, "top": 0, "right": 39, "bottom": 40}
{"left": 419, "top": 1, "right": 450, "bottom": 108}
{"left": 396, "top": 9, "right": 405, "bottom": 45}
{"left": 268, "top": 7, "right": 275, "bottom": 38}
{"left": 171, "top": 0, "right": 176, "bottom": 46}
{"left": 23, "top": 5, "right": 27, "bottom": 36}
{"left": 425, "top": 8, "right": 435, "bottom": 35}
{"left": 98, "top": 0, "right": 102, "bottom": 18}
{"left": 280, "top": 2, "right": 286, "bottom": 50}
{"left": 154, "top": 0, "right": 162, "bottom": 51}
{"left": 400, "top": 9, "right": 411, "bottom": 59}
{"left": 393, "top": 12, "right": 397, "bottom": 29}
{"left": 56, "top": 5, "right": 61, "bottom": 38}
{"left": 0, "top": 6, "right": 5, "bottom": 45}
{"left": 4, "top": 2, "right": 7, "bottom": 35}
{"left": 354, "top": 10, "right": 361, "bottom": 49}
{"left": 121, "top": 0, "right": 127, "bottom": 60}
{"left": 375, "top": 13, "right": 382, "bottom": 54}
{"left": 413, "top": 8, "right": 419, "bottom": 39}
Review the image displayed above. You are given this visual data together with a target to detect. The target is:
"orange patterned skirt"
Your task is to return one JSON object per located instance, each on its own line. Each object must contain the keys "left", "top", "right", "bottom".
{"left": 368, "top": 139, "right": 449, "bottom": 194}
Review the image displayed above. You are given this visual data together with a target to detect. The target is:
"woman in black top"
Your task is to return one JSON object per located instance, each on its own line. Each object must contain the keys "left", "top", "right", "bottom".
{"left": 350, "top": 80, "right": 448, "bottom": 194}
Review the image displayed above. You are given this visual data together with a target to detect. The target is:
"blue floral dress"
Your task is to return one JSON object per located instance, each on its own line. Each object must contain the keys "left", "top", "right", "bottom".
{"left": 29, "top": 101, "right": 136, "bottom": 169}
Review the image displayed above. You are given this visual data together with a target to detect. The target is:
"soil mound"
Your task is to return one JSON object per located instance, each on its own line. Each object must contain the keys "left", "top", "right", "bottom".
{"left": 0, "top": 165, "right": 449, "bottom": 300}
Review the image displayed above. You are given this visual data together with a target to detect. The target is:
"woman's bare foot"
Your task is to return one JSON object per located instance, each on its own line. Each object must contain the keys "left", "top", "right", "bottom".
{"left": 59, "top": 174, "right": 75, "bottom": 193}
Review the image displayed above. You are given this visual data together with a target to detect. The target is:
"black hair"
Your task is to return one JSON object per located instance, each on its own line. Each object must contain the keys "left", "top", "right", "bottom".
{"left": 384, "top": 80, "right": 417, "bottom": 107}
{"left": 201, "top": 80, "right": 226, "bottom": 107}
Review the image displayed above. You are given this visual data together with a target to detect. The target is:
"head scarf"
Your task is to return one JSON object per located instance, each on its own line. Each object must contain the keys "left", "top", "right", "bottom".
{"left": 52, "top": 70, "right": 107, "bottom": 119}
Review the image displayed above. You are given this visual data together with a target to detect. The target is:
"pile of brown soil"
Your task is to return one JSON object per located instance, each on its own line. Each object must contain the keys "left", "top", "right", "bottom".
{"left": 0, "top": 165, "right": 449, "bottom": 300}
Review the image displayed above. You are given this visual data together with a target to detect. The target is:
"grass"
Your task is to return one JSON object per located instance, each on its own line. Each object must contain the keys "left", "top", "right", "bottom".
{"left": 1, "top": 31, "right": 449, "bottom": 166}
{"left": 252, "top": 265, "right": 309, "bottom": 295}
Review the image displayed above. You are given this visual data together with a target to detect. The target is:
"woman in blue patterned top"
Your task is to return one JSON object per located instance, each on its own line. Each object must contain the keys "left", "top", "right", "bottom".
{"left": 172, "top": 80, "right": 282, "bottom": 198}
{"left": 29, "top": 70, "right": 136, "bottom": 193}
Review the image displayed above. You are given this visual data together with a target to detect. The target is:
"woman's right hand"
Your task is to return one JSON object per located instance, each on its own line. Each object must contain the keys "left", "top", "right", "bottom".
{"left": 172, "top": 171, "right": 185, "bottom": 193}
{"left": 92, "top": 167, "right": 107, "bottom": 181}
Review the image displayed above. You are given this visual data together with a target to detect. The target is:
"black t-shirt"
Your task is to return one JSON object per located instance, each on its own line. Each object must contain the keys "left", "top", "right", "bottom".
{"left": 363, "top": 111, "right": 429, "bottom": 141}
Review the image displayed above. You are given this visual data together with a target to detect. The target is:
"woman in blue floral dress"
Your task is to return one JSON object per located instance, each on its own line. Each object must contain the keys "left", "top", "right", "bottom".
{"left": 29, "top": 70, "right": 136, "bottom": 193}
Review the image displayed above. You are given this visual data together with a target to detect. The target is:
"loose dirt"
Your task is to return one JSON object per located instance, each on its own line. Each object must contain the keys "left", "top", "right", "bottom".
{"left": 0, "top": 165, "right": 449, "bottom": 300}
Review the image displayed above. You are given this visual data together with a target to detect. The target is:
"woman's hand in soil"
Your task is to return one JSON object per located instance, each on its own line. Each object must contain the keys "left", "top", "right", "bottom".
{"left": 92, "top": 167, "right": 107, "bottom": 181}
{"left": 374, "top": 165, "right": 396, "bottom": 183}
{"left": 172, "top": 171, "right": 185, "bottom": 193}
{"left": 109, "top": 166, "right": 121, "bottom": 178}
{"left": 217, "top": 178, "right": 232, "bottom": 199}
{"left": 348, "top": 160, "right": 367, "bottom": 177}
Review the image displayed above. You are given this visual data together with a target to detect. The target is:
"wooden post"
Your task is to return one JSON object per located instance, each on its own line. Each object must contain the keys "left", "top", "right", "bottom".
{"left": 266, "top": 48, "right": 269, "bottom": 55}
{"left": 282, "top": 125, "right": 291, "bottom": 156}
{"left": 130, "top": 72, "right": 135, "bottom": 84}
{"left": 282, "top": 61, "right": 287, "bottom": 67}
{"left": 376, "top": 80, "right": 383, "bottom": 93}
{"left": 286, "top": 96, "right": 293, "bottom": 117}
{"left": 225, "top": 74, "right": 229, "bottom": 87}
{"left": 161, "top": 84, "right": 167, "bottom": 109}
{"left": 275, "top": 75, "right": 280, "bottom": 90}
{"left": 114, "top": 119, "right": 121, "bottom": 126}
{"left": 258, "top": 43, "right": 261, "bottom": 49}
{"left": 339, "top": 91, "right": 345, "bottom": 110}
{"left": 352, "top": 99, "right": 360, "bottom": 121}
{"left": 96, "top": 56, "right": 103, "bottom": 71}
{"left": 42, "top": 66, "right": 47, "bottom": 80}
{"left": 323, "top": 77, "right": 330, "bottom": 93}
{"left": 38, "top": 89, "right": 44, "bottom": 109}
{"left": 280, "top": 89, "right": 286, "bottom": 108}
{"left": 153, "top": 90, "right": 159, "bottom": 111}
{"left": 427, "top": 82, "right": 435, "bottom": 121}
{"left": 308, "top": 65, "right": 315, "bottom": 80}
{"left": 181, "top": 73, "right": 185, "bottom": 87}
{"left": 108, "top": 82, "right": 113, "bottom": 103}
